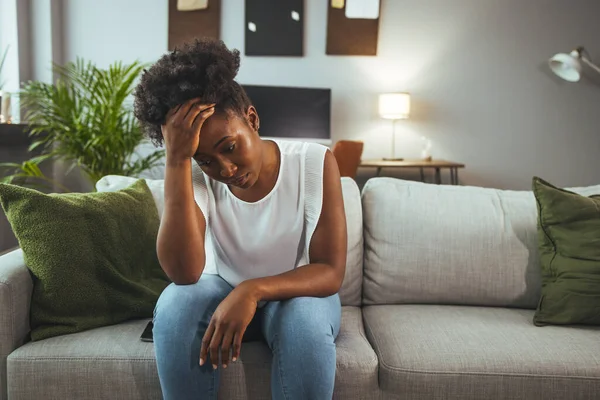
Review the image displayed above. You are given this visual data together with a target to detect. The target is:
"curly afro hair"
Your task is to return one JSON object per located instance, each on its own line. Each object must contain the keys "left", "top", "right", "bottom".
{"left": 133, "top": 38, "right": 252, "bottom": 146}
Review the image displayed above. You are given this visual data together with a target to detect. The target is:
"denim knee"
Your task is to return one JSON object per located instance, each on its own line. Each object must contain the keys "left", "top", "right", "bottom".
{"left": 153, "top": 277, "right": 230, "bottom": 333}
{"left": 266, "top": 296, "right": 340, "bottom": 345}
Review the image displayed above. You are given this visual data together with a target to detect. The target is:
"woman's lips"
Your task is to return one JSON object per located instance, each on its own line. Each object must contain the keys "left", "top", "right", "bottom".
{"left": 230, "top": 173, "right": 248, "bottom": 186}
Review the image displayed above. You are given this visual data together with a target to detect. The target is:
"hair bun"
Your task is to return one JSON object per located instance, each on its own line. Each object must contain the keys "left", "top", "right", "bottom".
{"left": 198, "top": 39, "right": 240, "bottom": 90}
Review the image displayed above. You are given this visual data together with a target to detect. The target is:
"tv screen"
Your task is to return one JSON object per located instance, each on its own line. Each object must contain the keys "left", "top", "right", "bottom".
{"left": 241, "top": 84, "right": 331, "bottom": 142}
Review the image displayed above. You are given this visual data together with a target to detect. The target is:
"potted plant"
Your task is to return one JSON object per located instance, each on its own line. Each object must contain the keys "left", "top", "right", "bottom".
{"left": 0, "top": 58, "right": 164, "bottom": 192}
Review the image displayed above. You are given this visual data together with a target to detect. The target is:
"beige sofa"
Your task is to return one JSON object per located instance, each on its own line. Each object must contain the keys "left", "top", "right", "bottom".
{"left": 1, "top": 176, "right": 600, "bottom": 399}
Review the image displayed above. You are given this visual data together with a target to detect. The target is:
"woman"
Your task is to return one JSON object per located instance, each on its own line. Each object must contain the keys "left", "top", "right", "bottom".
{"left": 133, "top": 38, "right": 347, "bottom": 400}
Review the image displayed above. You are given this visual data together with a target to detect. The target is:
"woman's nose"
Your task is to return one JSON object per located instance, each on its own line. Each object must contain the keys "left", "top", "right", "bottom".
{"left": 219, "top": 160, "right": 237, "bottom": 178}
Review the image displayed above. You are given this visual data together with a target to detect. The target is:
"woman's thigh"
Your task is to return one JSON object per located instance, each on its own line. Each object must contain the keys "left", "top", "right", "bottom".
{"left": 260, "top": 294, "right": 342, "bottom": 347}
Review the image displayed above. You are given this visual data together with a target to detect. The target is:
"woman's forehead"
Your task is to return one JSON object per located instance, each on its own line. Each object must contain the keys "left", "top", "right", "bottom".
{"left": 197, "top": 115, "right": 242, "bottom": 151}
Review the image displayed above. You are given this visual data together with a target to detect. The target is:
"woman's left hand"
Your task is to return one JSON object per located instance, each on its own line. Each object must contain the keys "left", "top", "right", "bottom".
{"left": 200, "top": 282, "right": 259, "bottom": 369}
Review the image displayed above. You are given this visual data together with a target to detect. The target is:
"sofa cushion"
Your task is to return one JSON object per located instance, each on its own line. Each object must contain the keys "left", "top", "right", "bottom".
{"left": 532, "top": 177, "right": 600, "bottom": 326}
{"left": 361, "top": 177, "right": 600, "bottom": 307}
{"left": 0, "top": 180, "right": 170, "bottom": 341}
{"left": 96, "top": 175, "right": 364, "bottom": 307}
{"left": 364, "top": 304, "right": 600, "bottom": 400}
{"left": 7, "top": 307, "right": 378, "bottom": 400}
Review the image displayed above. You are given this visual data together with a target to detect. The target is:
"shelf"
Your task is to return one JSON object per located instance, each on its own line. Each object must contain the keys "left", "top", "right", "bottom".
{"left": 0, "top": 124, "right": 33, "bottom": 147}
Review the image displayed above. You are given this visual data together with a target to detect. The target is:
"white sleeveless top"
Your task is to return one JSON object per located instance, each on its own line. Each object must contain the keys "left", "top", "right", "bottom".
{"left": 191, "top": 140, "right": 328, "bottom": 287}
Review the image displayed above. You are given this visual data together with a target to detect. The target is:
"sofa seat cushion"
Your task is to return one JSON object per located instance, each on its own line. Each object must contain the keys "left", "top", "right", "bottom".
{"left": 364, "top": 305, "right": 600, "bottom": 400}
{"left": 7, "top": 307, "right": 378, "bottom": 400}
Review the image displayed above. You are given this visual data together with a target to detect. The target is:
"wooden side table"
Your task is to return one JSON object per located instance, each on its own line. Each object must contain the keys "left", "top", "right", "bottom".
{"left": 359, "top": 159, "right": 465, "bottom": 185}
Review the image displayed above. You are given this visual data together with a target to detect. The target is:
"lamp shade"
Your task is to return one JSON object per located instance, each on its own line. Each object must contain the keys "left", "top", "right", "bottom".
{"left": 379, "top": 93, "right": 410, "bottom": 119}
{"left": 549, "top": 50, "right": 582, "bottom": 82}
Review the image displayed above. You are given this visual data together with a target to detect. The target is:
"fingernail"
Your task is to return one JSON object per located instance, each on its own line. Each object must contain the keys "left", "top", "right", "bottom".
{"left": 199, "top": 358, "right": 204, "bottom": 366}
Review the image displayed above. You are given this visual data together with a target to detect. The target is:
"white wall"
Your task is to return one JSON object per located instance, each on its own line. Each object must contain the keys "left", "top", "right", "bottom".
{"left": 42, "top": 0, "right": 600, "bottom": 189}
{"left": 0, "top": 0, "right": 20, "bottom": 96}
{"left": 61, "top": 0, "right": 168, "bottom": 66}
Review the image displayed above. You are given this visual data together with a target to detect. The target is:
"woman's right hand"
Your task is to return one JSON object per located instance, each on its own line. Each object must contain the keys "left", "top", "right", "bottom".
{"left": 161, "top": 98, "right": 216, "bottom": 164}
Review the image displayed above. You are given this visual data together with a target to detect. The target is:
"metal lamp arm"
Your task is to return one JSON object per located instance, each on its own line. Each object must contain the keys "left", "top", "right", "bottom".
{"left": 581, "top": 56, "right": 600, "bottom": 76}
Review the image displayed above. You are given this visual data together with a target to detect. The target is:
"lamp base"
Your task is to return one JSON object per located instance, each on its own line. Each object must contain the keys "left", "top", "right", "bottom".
{"left": 382, "top": 157, "right": 404, "bottom": 161}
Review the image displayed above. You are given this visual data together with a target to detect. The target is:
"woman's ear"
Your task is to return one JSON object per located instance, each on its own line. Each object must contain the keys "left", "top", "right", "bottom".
{"left": 246, "top": 106, "right": 260, "bottom": 132}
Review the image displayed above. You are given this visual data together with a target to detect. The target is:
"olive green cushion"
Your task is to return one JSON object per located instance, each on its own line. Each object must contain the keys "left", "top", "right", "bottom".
{"left": 532, "top": 177, "right": 600, "bottom": 326}
{"left": 0, "top": 179, "right": 170, "bottom": 341}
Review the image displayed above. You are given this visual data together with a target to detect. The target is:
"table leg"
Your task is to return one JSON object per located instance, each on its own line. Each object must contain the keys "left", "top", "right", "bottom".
{"left": 419, "top": 167, "right": 425, "bottom": 182}
{"left": 452, "top": 168, "right": 459, "bottom": 185}
{"left": 435, "top": 168, "right": 441, "bottom": 184}
{"left": 376, "top": 167, "right": 382, "bottom": 177}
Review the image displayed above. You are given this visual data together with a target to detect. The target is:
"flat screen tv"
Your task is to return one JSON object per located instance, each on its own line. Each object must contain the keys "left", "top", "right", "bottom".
{"left": 241, "top": 84, "right": 331, "bottom": 144}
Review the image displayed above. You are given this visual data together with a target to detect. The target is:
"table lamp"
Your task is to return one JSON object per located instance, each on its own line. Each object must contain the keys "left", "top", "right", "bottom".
{"left": 379, "top": 92, "right": 410, "bottom": 160}
{"left": 548, "top": 46, "right": 600, "bottom": 82}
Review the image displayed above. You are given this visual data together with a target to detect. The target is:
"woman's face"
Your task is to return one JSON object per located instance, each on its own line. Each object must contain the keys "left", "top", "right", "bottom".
{"left": 193, "top": 106, "right": 263, "bottom": 189}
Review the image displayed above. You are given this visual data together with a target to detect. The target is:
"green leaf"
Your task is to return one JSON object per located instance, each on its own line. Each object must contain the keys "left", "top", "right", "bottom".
{"left": 28, "top": 138, "right": 50, "bottom": 152}
{"left": 0, "top": 162, "right": 24, "bottom": 169}
{"left": 22, "top": 162, "right": 44, "bottom": 177}
{"left": 28, "top": 154, "right": 54, "bottom": 165}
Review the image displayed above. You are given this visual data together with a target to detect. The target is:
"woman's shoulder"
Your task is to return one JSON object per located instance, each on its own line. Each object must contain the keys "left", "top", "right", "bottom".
{"left": 271, "top": 140, "right": 328, "bottom": 189}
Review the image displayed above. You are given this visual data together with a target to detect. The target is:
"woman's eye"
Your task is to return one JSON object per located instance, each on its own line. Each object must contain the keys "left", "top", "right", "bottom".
{"left": 198, "top": 160, "right": 211, "bottom": 167}
{"left": 227, "top": 143, "right": 235, "bottom": 152}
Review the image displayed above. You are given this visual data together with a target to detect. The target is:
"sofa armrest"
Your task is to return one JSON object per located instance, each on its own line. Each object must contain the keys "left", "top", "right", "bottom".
{"left": 0, "top": 248, "right": 32, "bottom": 400}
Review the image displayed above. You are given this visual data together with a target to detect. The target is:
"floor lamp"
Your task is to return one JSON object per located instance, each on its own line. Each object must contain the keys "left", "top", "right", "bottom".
{"left": 379, "top": 93, "right": 410, "bottom": 161}
{"left": 548, "top": 46, "right": 600, "bottom": 82}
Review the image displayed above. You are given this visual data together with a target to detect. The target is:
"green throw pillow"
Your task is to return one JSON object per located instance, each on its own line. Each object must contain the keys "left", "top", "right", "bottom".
{"left": 532, "top": 176, "right": 600, "bottom": 326}
{"left": 0, "top": 179, "right": 170, "bottom": 341}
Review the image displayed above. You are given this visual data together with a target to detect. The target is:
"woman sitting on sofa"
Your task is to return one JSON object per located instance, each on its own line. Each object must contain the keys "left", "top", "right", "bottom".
{"left": 133, "top": 38, "right": 347, "bottom": 400}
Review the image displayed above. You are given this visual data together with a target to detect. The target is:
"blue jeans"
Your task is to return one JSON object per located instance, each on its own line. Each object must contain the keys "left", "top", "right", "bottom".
{"left": 153, "top": 274, "right": 341, "bottom": 400}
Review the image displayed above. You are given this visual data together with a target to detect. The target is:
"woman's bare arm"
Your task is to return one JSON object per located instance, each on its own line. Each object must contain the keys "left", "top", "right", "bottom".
{"left": 156, "top": 99, "right": 215, "bottom": 284}
{"left": 157, "top": 159, "right": 206, "bottom": 284}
